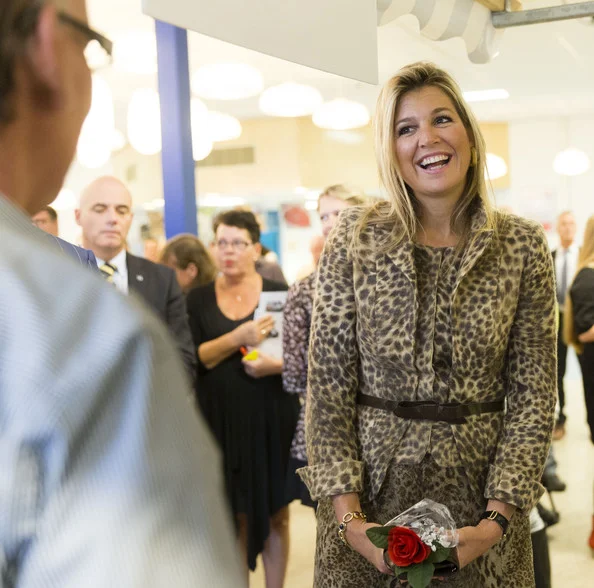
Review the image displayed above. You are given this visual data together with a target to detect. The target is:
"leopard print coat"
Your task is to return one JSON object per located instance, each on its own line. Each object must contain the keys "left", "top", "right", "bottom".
{"left": 298, "top": 205, "right": 557, "bottom": 516}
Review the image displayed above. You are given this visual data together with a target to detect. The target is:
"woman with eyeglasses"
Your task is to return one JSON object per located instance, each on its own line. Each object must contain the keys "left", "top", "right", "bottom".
{"left": 186, "top": 210, "right": 299, "bottom": 587}
{"left": 283, "top": 185, "right": 368, "bottom": 510}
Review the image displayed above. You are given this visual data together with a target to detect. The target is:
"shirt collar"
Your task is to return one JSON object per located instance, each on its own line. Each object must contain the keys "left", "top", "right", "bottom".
{"left": 97, "top": 248, "right": 127, "bottom": 271}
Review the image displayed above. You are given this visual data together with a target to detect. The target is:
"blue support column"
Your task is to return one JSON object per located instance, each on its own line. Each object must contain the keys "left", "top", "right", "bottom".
{"left": 155, "top": 21, "right": 198, "bottom": 237}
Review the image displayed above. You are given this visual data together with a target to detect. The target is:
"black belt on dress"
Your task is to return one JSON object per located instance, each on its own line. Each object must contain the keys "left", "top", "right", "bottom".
{"left": 356, "top": 392, "right": 505, "bottom": 424}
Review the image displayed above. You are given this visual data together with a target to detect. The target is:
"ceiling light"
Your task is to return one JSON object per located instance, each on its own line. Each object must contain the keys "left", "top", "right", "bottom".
{"left": 113, "top": 31, "right": 157, "bottom": 75}
{"left": 77, "top": 75, "right": 113, "bottom": 169}
{"left": 190, "top": 98, "right": 213, "bottom": 161}
{"left": 463, "top": 89, "right": 509, "bottom": 103}
{"left": 191, "top": 63, "right": 263, "bottom": 100}
{"left": 127, "top": 89, "right": 162, "bottom": 156}
{"left": 204, "top": 111, "right": 242, "bottom": 142}
{"left": 51, "top": 188, "right": 77, "bottom": 211}
{"left": 485, "top": 153, "right": 508, "bottom": 180}
{"left": 313, "top": 98, "right": 370, "bottom": 130}
{"left": 259, "top": 83, "right": 323, "bottom": 117}
{"left": 553, "top": 148, "right": 591, "bottom": 176}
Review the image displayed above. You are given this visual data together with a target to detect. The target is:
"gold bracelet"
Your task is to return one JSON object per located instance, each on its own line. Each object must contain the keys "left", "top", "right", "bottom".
{"left": 338, "top": 511, "right": 367, "bottom": 548}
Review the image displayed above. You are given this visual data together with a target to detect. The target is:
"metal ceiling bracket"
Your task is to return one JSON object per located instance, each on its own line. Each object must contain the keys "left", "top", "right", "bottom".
{"left": 493, "top": 1, "right": 594, "bottom": 28}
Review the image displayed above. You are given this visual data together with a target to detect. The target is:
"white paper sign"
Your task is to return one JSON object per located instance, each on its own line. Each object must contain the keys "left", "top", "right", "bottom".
{"left": 143, "top": 0, "right": 378, "bottom": 84}
{"left": 254, "top": 291, "right": 288, "bottom": 359}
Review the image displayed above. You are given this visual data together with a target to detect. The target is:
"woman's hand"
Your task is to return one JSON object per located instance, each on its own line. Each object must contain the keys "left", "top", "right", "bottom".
{"left": 345, "top": 521, "right": 393, "bottom": 575}
{"left": 455, "top": 521, "right": 502, "bottom": 569}
{"left": 242, "top": 352, "right": 282, "bottom": 379}
{"left": 233, "top": 315, "right": 275, "bottom": 347}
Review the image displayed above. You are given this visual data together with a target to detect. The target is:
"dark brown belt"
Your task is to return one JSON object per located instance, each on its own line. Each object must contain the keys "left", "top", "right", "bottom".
{"left": 356, "top": 392, "right": 505, "bottom": 424}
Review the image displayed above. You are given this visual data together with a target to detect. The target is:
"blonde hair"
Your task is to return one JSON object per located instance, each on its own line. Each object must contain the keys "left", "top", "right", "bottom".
{"left": 564, "top": 215, "right": 594, "bottom": 353}
{"left": 355, "top": 61, "right": 496, "bottom": 251}
{"left": 318, "top": 184, "right": 368, "bottom": 209}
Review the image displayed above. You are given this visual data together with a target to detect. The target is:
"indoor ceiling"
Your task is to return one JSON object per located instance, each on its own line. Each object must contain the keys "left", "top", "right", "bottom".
{"left": 87, "top": 0, "right": 594, "bottom": 132}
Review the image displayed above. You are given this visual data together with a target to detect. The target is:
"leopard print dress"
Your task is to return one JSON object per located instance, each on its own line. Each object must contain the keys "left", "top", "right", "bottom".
{"left": 299, "top": 205, "right": 557, "bottom": 588}
{"left": 311, "top": 244, "right": 533, "bottom": 587}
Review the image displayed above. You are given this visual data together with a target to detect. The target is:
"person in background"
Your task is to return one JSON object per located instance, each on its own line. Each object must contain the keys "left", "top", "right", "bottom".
{"left": 143, "top": 236, "right": 161, "bottom": 262}
{"left": 160, "top": 233, "right": 218, "bottom": 294}
{"left": 32, "top": 204, "right": 59, "bottom": 236}
{"left": 76, "top": 176, "right": 196, "bottom": 376}
{"left": 564, "top": 215, "right": 594, "bottom": 551}
{"left": 295, "top": 234, "right": 325, "bottom": 281}
{"left": 186, "top": 210, "right": 299, "bottom": 587}
{"left": 283, "top": 185, "right": 368, "bottom": 509}
{"left": 257, "top": 244, "right": 287, "bottom": 285}
{"left": 0, "top": 1, "right": 243, "bottom": 586}
{"left": 299, "top": 62, "right": 556, "bottom": 586}
{"left": 552, "top": 210, "right": 579, "bottom": 440}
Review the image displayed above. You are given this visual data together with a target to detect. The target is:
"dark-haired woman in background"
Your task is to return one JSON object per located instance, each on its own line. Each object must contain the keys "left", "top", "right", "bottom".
{"left": 160, "top": 233, "right": 218, "bottom": 294}
{"left": 186, "top": 210, "right": 299, "bottom": 587}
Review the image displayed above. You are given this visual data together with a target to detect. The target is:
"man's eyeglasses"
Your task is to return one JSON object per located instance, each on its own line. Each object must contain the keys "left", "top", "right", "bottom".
{"left": 215, "top": 239, "right": 252, "bottom": 252}
{"left": 58, "top": 12, "right": 113, "bottom": 71}
{"left": 15, "top": 2, "right": 113, "bottom": 71}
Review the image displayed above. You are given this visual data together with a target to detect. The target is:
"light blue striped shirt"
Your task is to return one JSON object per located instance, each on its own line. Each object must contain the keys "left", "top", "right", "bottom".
{"left": 0, "top": 195, "right": 244, "bottom": 587}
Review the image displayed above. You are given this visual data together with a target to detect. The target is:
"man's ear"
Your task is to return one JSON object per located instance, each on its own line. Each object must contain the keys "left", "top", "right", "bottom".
{"left": 74, "top": 208, "right": 81, "bottom": 226}
{"left": 25, "top": 4, "right": 61, "bottom": 95}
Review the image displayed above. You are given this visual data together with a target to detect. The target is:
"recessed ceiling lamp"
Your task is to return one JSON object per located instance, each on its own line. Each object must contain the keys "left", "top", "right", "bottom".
{"left": 553, "top": 147, "right": 591, "bottom": 176}
{"left": 463, "top": 89, "right": 509, "bottom": 103}
{"left": 113, "top": 31, "right": 157, "bottom": 75}
{"left": 313, "top": 98, "right": 370, "bottom": 130}
{"left": 259, "top": 82, "right": 323, "bottom": 117}
{"left": 190, "top": 98, "right": 213, "bottom": 161}
{"left": 77, "top": 75, "right": 114, "bottom": 169}
{"left": 127, "top": 89, "right": 162, "bottom": 155}
{"left": 204, "top": 111, "right": 242, "bottom": 142}
{"left": 192, "top": 63, "right": 263, "bottom": 100}
{"left": 485, "top": 153, "right": 508, "bottom": 180}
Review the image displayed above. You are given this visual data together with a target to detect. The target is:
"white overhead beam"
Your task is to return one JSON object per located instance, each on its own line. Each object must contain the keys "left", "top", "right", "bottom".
{"left": 493, "top": 1, "right": 594, "bottom": 28}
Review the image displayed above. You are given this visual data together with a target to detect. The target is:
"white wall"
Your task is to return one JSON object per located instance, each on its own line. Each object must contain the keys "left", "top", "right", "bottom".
{"left": 508, "top": 115, "right": 594, "bottom": 248}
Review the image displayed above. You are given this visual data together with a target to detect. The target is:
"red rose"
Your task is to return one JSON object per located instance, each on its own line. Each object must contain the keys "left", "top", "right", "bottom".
{"left": 387, "top": 526, "right": 431, "bottom": 568}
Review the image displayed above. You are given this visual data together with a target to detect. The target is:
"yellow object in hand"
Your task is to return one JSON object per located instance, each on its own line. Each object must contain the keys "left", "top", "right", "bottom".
{"left": 244, "top": 350, "right": 259, "bottom": 361}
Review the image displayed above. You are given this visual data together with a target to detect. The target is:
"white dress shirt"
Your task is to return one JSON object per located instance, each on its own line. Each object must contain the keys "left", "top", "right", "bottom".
{"left": 0, "top": 195, "right": 244, "bottom": 588}
{"left": 96, "top": 248, "right": 128, "bottom": 295}
{"left": 555, "top": 243, "right": 579, "bottom": 312}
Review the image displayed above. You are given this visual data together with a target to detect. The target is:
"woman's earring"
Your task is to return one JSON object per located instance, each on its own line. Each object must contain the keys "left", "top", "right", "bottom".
{"left": 471, "top": 147, "right": 478, "bottom": 167}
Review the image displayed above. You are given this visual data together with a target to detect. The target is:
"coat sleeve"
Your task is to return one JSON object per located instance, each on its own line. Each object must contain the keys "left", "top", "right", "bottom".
{"left": 298, "top": 211, "right": 364, "bottom": 500}
{"left": 484, "top": 223, "right": 557, "bottom": 514}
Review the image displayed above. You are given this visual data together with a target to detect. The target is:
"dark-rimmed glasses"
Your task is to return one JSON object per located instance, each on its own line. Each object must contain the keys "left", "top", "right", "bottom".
{"left": 14, "top": 1, "right": 113, "bottom": 70}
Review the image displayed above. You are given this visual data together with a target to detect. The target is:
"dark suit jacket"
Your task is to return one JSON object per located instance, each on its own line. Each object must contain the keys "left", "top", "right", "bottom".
{"left": 126, "top": 253, "right": 196, "bottom": 376}
{"left": 53, "top": 236, "right": 98, "bottom": 270}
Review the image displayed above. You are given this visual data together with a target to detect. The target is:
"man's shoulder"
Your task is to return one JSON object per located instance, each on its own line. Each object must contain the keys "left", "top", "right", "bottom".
{"left": 54, "top": 236, "right": 97, "bottom": 267}
{"left": 126, "top": 252, "right": 174, "bottom": 281}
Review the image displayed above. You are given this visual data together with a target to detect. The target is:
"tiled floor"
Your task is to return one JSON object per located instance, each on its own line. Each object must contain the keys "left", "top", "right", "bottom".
{"left": 251, "top": 376, "right": 594, "bottom": 587}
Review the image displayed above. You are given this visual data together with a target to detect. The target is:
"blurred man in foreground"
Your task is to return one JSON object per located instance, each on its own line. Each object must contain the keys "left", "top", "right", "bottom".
{"left": 0, "top": 2, "right": 243, "bottom": 586}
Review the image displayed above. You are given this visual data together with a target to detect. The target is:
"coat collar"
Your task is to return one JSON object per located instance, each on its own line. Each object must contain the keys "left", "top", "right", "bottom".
{"left": 379, "top": 202, "right": 494, "bottom": 289}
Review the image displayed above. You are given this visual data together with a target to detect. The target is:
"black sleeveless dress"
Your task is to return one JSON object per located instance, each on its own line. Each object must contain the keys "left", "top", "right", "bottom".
{"left": 186, "top": 279, "right": 299, "bottom": 571}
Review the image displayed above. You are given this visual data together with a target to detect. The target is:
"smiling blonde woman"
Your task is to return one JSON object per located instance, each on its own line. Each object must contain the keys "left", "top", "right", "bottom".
{"left": 298, "top": 62, "right": 557, "bottom": 587}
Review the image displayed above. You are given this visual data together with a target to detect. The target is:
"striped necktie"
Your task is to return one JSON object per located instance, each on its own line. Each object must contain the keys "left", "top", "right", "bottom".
{"left": 100, "top": 262, "right": 117, "bottom": 283}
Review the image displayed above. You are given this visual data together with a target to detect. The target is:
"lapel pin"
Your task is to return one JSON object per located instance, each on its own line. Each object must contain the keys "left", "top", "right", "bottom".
{"left": 136, "top": 275, "right": 144, "bottom": 282}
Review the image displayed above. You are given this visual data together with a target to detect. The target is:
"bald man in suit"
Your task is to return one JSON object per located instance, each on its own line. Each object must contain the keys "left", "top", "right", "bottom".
{"left": 76, "top": 176, "right": 196, "bottom": 375}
